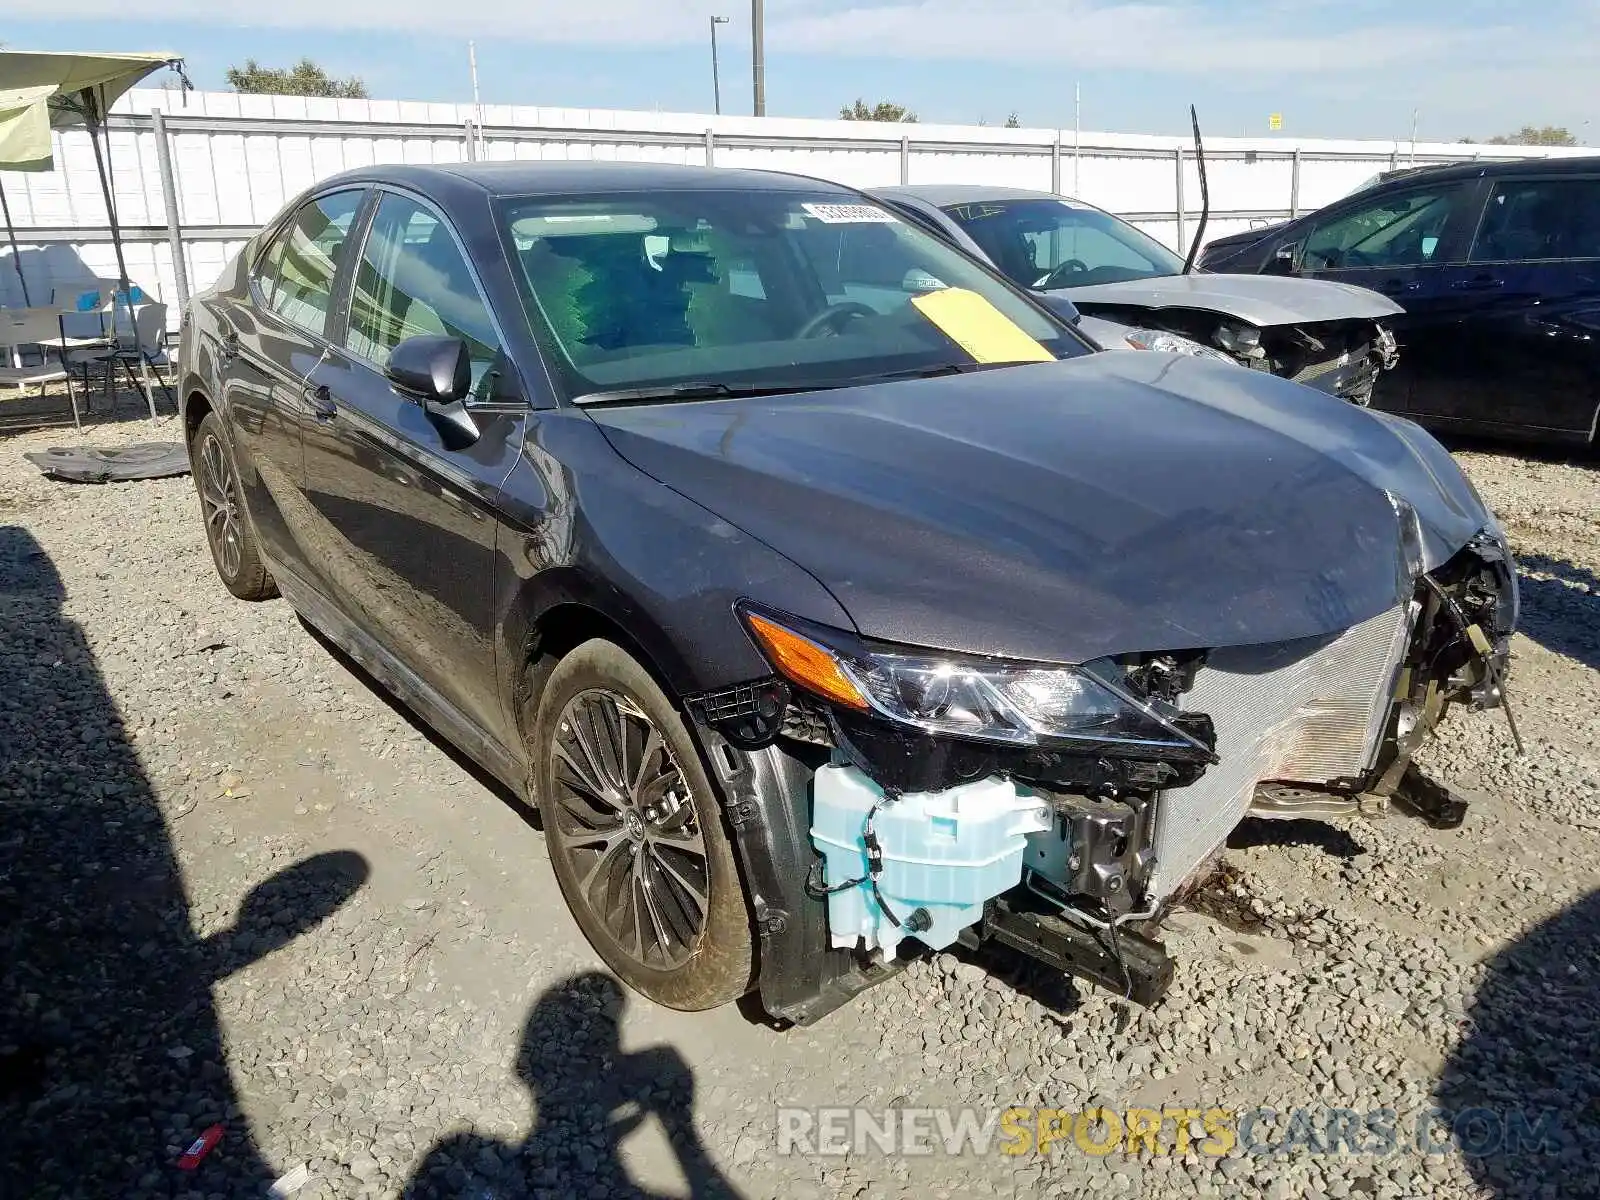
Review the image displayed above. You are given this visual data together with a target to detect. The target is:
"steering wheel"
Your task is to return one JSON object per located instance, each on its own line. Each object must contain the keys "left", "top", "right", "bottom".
{"left": 1037, "top": 259, "right": 1090, "bottom": 289}
{"left": 795, "top": 301, "right": 879, "bottom": 339}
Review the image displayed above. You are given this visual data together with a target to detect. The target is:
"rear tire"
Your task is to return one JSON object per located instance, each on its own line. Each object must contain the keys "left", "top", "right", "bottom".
{"left": 531, "top": 639, "right": 753, "bottom": 1010}
{"left": 192, "top": 411, "right": 276, "bottom": 601}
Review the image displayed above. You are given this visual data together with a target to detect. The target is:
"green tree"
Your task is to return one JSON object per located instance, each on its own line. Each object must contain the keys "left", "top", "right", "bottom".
{"left": 1485, "top": 125, "right": 1577, "bottom": 146}
{"left": 840, "top": 99, "right": 918, "bottom": 123}
{"left": 1004, "top": 111, "right": 1022, "bottom": 128}
{"left": 226, "top": 58, "right": 368, "bottom": 99}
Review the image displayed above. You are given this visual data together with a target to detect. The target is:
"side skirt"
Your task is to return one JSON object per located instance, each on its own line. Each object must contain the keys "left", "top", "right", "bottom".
{"left": 266, "top": 556, "right": 529, "bottom": 800}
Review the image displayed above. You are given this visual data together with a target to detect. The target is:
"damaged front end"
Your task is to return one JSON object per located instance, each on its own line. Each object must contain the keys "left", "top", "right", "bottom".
{"left": 688, "top": 529, "right": 1517, "bottom": 1026}
{"left": 1088, "top": 305, "right": 1401, "bottom": 404}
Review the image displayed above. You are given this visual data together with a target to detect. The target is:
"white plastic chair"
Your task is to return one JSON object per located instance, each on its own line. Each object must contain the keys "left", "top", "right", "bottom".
{"left": 0, "top": 309, "right": 82, "bottom": 431}
{"left": 87, "top": 301, "right": 174, "bottom": 413}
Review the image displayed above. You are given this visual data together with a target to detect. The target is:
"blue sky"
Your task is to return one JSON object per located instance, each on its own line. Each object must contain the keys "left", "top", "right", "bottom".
{"left": 7, "top": 1, "right": 1597, "bottom": 141}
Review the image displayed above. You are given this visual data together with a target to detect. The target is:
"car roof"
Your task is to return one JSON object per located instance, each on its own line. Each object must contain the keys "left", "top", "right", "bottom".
{"left": 1350, "top": 154, "right": 1600, "bottom": 189}
{"left": 881, "top": 157, "right": 1600, "bottom": 211}
{"left": 312, "top": 160, "right": 850, "bottom": 198}
{"left": 877, "top": 183, "right": 1081, "bottom": 207}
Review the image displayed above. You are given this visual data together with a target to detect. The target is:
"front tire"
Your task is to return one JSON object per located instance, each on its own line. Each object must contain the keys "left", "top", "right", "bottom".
{"left": 531, "top": 640, "right": 753, "bottom": 1010}
{"left": 192, "top": 411, "right": 276, "bottom": 601}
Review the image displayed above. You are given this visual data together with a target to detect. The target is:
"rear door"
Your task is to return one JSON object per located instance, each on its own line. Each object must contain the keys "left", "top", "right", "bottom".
{"left": 1412, "top": 175, "right": 1600, "bottom": 440}
{"left": 221, "top": 187, "right": 367, "bottom": 585}
{"left": 302, "top": 187, "right": 525, "bottom": 743}
{"left": 1291, "top": 179, "right": 1486, "bottom": 418}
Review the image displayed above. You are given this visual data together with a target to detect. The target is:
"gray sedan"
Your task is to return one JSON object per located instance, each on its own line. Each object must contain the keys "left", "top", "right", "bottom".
{"left": 874, "top": 184, "right": 1402, "bottom": 403}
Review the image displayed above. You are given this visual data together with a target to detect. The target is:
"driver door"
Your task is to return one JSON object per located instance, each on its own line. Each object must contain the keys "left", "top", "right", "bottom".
{"left": 300, "top": 188, "right": 526, "bottom": 745}
{"left": 1293, "top": 180, "right": 1487, "bottom": 417}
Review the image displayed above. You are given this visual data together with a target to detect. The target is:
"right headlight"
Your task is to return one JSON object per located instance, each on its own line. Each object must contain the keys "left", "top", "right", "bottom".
{"left": 742, "top": 609, "right": 1201, "bottom": 753}
{"left": 1122, "top": 327, "right": 1236, "bottom": 363}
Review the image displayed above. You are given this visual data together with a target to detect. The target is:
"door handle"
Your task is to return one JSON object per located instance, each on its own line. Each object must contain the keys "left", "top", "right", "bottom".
{"left": 1379, "top": 280, "right": 1422, "bottom": 295}
{"left": 1451, "top": 276, "right": 1504, "bottom": 291}
{"left": 304, "top": 383, "right": 337, "bottom": 420}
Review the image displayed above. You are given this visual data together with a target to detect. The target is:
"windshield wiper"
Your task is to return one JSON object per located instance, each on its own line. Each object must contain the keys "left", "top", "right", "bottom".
{"left": 570, "top": 380, "right": 840, "bottom": 406}
{"left": 571, "top": 361, "right": 1042, "bottom": 406}
{"left": 868, "top": 360, "right": 1048, "bottom": 383}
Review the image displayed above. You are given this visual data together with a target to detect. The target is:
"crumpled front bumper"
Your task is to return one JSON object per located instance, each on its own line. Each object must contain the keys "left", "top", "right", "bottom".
{"left": 1284, "top": 322, "right": 1399, "bottom": 402}
{"left": 716, "top": 526, "right": 1517, "bottom": 1020}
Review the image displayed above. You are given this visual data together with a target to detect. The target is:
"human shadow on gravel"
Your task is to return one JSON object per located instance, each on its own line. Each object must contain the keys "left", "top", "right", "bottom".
{"left": 0, "top": 525, "right": 369, "bottom": 1197}
{"left": 1510, "top": 552, "right": 1600, "bottom": 671}
{"left": 403, "top": 971, "right": 744, "bottom": 1199}
{"left": 1437, "top": 889, "right": 1600, "bottom": 1198}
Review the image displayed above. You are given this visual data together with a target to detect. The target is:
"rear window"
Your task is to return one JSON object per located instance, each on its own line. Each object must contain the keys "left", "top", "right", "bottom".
{"left": 254, "top": 189, "right": 365, "bottom": 336}
{"left": 1470, "top": 178, "right": 1600, "bottom": 262}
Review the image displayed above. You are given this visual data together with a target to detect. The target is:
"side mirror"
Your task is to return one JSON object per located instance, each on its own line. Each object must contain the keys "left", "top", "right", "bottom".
{"left": 1267, "top": 242, "right": 1299, "bottom": 274}
{"left": 385, "top": 335, "right": 471, "bottom": 404}
{"left": 1034, "top": 292, "right": 1082, "bottom": 325}
{"left": 385, "top": 335, "right": 479, "bottom": 447}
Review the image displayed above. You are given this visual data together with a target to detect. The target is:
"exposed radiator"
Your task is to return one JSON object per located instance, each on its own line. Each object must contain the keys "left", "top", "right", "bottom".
{"left": 1150, "top": 603, "right": 1412, "bottom": 899}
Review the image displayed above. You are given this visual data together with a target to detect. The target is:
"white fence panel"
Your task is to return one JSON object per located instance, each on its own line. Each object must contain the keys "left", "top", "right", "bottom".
{"left": 1, "top": 87, "right": 1585, "bottom": 319}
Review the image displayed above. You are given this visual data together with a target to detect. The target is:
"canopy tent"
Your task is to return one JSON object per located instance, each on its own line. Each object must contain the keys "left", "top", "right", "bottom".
{"left": 0, "top": 51, "right": 183, "bottom": 393}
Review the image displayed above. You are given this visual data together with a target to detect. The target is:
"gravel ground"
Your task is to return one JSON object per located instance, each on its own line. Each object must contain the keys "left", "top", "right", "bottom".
{"left": 1, "top": 406, "right": 1596, "bottom": 1200}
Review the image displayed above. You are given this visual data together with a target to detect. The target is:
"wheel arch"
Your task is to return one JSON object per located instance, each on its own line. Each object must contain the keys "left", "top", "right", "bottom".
{"left": 506, "top": 569, "right": 705, "bottom": 740}
{"left": 182, "top": 384, "right": 214, "bottom": 448}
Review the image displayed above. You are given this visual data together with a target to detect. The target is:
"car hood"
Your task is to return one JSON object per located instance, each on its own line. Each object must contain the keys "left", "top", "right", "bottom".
{"left": 1204, "top": 224, "right": 1286, "bottom": 254}
{"left": 1054, "top": 273, "right": 1402, "bottom": 327}
{"left": 1072, "top": 312, "right": 1137, "bottom": 349}
{"left": 586, "top": 354, "right": 1491, "bottom": 664}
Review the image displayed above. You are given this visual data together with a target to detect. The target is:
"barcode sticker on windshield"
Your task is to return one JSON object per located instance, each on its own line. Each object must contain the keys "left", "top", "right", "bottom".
{"left": 801, "top": 203, "right": 900, "bottom": 225}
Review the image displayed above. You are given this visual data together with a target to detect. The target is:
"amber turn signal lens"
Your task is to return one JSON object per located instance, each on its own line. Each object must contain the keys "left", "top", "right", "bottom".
{"left": 745, "top": 614, "right": 869, "bottom": 711}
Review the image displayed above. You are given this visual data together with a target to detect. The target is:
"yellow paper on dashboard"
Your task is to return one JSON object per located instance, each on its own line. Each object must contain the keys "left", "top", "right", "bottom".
{"left": 910, "top": 287, "right": 1054, "bottom": 365}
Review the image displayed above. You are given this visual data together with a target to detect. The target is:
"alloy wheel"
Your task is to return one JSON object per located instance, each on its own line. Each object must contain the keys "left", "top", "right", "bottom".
{"left": 198, "top": 432, "right": 243, "bottom": 578}
{"left": 547, "top": 689, "right": 710, "bottom": 970}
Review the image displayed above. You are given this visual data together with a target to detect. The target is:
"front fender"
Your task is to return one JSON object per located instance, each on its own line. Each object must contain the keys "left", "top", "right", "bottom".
{"left": 492, "top": 407, "right": 855, "bottom": 725}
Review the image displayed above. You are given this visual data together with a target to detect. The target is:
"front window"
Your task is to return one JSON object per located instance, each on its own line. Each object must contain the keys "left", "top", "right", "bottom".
{"left": 1301, "top": 187, "right": 1463, "bottom": 270}
{"left": 347, "top": 192, "right": 504, "bottom": 399}
{"left": 501, "top": 190, "right": 1087, "bottom": 400}
{"left": 941, "top": 198, "right": 1186, "bottom": 289}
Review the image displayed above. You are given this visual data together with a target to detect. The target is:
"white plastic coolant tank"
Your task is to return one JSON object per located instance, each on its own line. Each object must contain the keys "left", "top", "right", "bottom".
{"left": 810, "top": 764, "right": 1053, "bottom": 960}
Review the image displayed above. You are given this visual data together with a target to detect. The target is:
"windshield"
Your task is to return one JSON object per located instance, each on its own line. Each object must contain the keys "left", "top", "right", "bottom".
{"left": 941, "top": 198, "right": 1187, "bottom": 290}
{"left": 499, "top": 189, "right": 1088, "bottom": 400}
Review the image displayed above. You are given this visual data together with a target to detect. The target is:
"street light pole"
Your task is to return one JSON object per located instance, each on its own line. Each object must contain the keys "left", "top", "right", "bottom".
{"left": 752, "top": 0, "right": 766, "bottom": 117}
{"left": 710, "top": 16, "right": 728, "bottom": 116}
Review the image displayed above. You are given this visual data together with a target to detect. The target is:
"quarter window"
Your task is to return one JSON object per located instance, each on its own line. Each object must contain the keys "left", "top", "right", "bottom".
{"left": 255, "top": 189, "right": 365, "bottom": 336}
{"left": 1301, "top": 187, "right": 1464, "bottom": 270}
{"left": 346, "top": 193, "right": 503, "bottom": 399}
{"left": 1470, "top": 179, "right": 1600, "bottom": 262}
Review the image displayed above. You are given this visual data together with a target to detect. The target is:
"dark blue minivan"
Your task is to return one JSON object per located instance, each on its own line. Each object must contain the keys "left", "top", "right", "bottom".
{"left": 1201, "top": 156, "right": 1600, "bottom": 446}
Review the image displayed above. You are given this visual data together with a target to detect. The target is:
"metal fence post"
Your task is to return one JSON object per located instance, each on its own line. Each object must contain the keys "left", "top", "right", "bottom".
{"left": 464, "top": 119, "right": 478, "bottom": 162}
{"left": 899, "top": 135, "right": 910, "bottom": 185}
{"left": 1051, "top": 136, "right": 1062, "bottom": 194}
{"left": 1289, "top": 148, "right": 1302, "bottom": 218}
{"left": 151, "top": 109, "right": 190, "bottom": 310}
{"left": 1174, "top": 146, "right": 1186, "bottom": 251}
{"left": 705, "top": 128, "right": 716, "bottom": 167}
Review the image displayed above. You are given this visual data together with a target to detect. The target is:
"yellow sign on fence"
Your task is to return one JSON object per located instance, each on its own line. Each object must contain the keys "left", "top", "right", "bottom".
{"left": 1268, "top": 113, "right": 1284, "bottom": 131}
